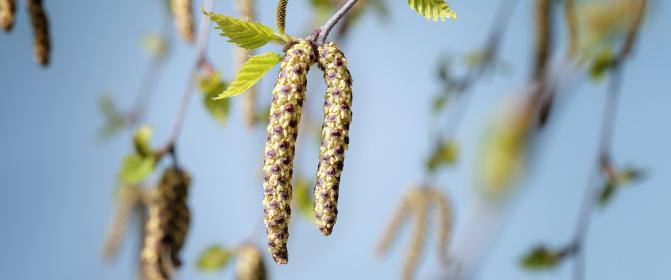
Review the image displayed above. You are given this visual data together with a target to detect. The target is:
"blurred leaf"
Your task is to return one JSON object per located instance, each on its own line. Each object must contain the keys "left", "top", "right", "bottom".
{"left": 407, "top": 0, "right": 457, "bottom": 21}
{"left": 597, "top": 180, "right": 617, "bottom": 207}
{"left": 214, "top": 52, "right": 282, "bottom": 100}
{"left": 615, "top": 166, "right": 644, "bottom": 185}
{"left": 589, "top": 48, "right": 617, "bottom": 81}
{"left": 520, "top": 246, "right": 558, "bottom": 271}
{"left": 141, "top": 33, "right": 168, "bottom": 59}
{"left": 206, "top": 12, "right": 285, "bottom": 50}
{"left": 98, "top": 95, "right": 126, "bottom": 140}
{"left": 119, "top": 154, "right": 156, "bottom": 184}
{"left": 256, "top": 104, "right": 271, "bottom": 126}
{"left": 133, "top": 125, "right": 153, "bottom": 158}
{"left": 196, "top": 245, "right": 232, "bottom": 272}
{"left": 197, "top": 72, "right": 230, "bottom": 126}
{"left": 463, "top": 50, "right": 488, "bottom": 69}
{"left": 431, "top": 92, "right": 451, "bottom": 116}
{"left": 598, "top": 166, "right": 644, "bottom": 207}
{"left": 426, "top": 139, "right": 458, "bottom": 172}
{"left": 293, "top": 176, "right": 314, "bottom": 222}
{"left": 369, "top": 0, "right": 390, "bottom": 22}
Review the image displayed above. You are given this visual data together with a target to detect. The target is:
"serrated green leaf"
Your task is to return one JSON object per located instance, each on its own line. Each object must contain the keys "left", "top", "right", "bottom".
{"left": 426, "top": 139, "right": 458, "bottom": 171}
{"left": 206, "top": 12, "right": 284, "bottom": 49}
{"left": 196, "top": 245, "right": 232, "bottom": 272}
{"left": 408, "top": 0, "right": 457, "bottom": 21}
{"left": 214, "top": 52, "right": 282, "bottom": 100}
{"left": 520, "top": 246, "right": 558, "bottom": 271}
{"left": 119, "top": 154, "right": 156, "bottom": 184}
{"left": 294, "top": 176, "right": 314, "bottom": 222}
{"left": 197, "top": 72, "right": 231, "bottom": 126}
{"left": 133, "top": 125, "right": 153, "bottom": 158}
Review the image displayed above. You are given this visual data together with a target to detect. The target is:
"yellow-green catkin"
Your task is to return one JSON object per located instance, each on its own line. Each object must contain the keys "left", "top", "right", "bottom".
{"left": 314, "top": 42, "right": 353, "bottom": 236}
{"left": 0, "top": 0, "right": 15, "bottom": 32}
{"left": 375, "top": 188, "right": 420, "bottom": 256}
{"left": 28, "top": 0, "right": 49, "bottom": 66}
{"left": 170, "top": 0, "right": 194, "bottom": 43}
{"left": 425, "top": 188, "right": 452, "bottom": 264}
{"left": 236, "top": 245, "right": 267, "bottom": 280}
{"left": 141, "top": 168, "right": 191, "bottom": 280}
{"left": 402, "top": 191, "right": 428, "bottom": 280}
{"left": 236, "top": 0, "right": 257, "bottom": 128}
{"left": 262, "top": 40, "right": 316, "bottom": 265}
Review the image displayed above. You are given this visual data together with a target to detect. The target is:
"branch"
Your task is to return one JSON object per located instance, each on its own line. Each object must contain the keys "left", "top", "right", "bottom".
{"left": 311, "top": 0, "right": 359, "bottom": 45}
{"left": 162, "top": 0, "right": 216, "bottom": 167}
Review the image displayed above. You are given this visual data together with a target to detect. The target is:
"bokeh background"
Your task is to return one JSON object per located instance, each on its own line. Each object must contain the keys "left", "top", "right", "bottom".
{"left": 0, "top": 0, "right": 669, "bottom": 279}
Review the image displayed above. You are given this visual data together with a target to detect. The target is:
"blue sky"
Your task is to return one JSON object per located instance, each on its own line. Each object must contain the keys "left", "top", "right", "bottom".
{"left": 0, "top": 0, "right": 669, "bottom": 279}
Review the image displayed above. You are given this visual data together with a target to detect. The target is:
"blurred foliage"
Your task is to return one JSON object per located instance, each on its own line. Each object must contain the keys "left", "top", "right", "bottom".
{"left": 118, "top": 126, "right": 159, "bottom": 184}
{"left": 97, "top": 94, "right": 126, "bottom": 140}
{"left": 577, "top": 0, "right": 646, "bottom": 59}
{"left": 197, "top": 245, "right": 233, "bottom": 272}
{"left": 141, "top": 33, "right": 169, "bottom": 59}
{"left": 589, "top": 48, "right": 618, "bottom": 81}
{"left": 133, "top": 125, "right": 153, "bottom": 157}
{"left": 520, "top": 246, "right": 560, "bottom": 271}
{"left": 197, "top": 71, "right": 231, "bottom": 127}
{"left": 293, "top": 175, "right": 315, "bottom": 222}
{"left": 598, "top": 166, "right": 644, "bottom": 207}
{"left": 426, "top": 139, "right": 458, "bottom": 172}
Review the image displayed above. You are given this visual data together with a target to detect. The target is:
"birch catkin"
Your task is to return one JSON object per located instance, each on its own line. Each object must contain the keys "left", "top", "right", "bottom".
{"left": 262, "top": 40, "right": 316, "bottom": 265}
{"left": 426, "top": 188, "right": 452, "bottom": 264}
{"left": 402, "top": 192, "right": 428, "bottom": 280}
{"left": 102, "top": 185, "right": 142, "bottom": 260}
{"left": 141, "top": 168, "right": 192, "bottom": 280}
{"left": 236, "top": 245, "right": 267, "bottom": 280}
{"left": 28, "top": 0, "right": 49, "bottom": 66}
{"left": 314, "top": 42, "right": 353, "bottom": 236}
{"left": 170, "top": 0, "right": 194, "bottom": 43}
{"left": 236, "top": 0, "right": 258, "bottom": 128}
{"left": 375, "top": 188, "right": 419, "bottom": 256}
{"left": 0, "top": 0, "right": 15, "bottom": 31}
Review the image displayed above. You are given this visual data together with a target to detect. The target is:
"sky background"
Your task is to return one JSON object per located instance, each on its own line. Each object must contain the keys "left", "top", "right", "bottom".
{"left": 0, "top": 0, "right": 669, "bottom": 279}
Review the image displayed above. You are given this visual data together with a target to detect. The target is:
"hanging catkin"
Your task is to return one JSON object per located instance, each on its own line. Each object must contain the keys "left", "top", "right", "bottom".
{"left": 0, "top": 0, "right": 15, "bottom": 31}
{"left": 235, "top": 244, "right": 267, "bottom": 280}
{"left": 532, "top": 0, "right": 553, "bottom": 82}
{"left": 102, "top": 185, "right": 143, "bottom": 260}
{"left": 262, "top": 40, "right": 316, "bottom": 265}
{"left": 236, "top": 0, "right": 258, "bottom": 128}
{"left": 313, "top": 42, "right": 353, "bottom": 236}
{"left": 425, "top": 188, "right": 452, "bottom": 264}
{"left": 141, "top": 168, "right": 191, "bottom": 280}
{"left": 375, "top": 188, "right": 419, "bottom": 255}
{"left": 28, "top": 0, "right": 49, "bottom": 66}
{"left": 402, "top": 191, "right": 428, "bottom": 280}
{"left": 170, "top": 0, "right": 194, "bottom": 43}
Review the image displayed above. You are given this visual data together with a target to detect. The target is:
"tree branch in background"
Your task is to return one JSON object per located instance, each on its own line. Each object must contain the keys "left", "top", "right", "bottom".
{"left": 313, "top": 0, "right": 359, "bottom": 44}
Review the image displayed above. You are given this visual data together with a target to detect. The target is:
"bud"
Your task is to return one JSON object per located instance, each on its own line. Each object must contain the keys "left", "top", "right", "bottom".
{"left": 0, "top": 0, "right": 15, "bottom": 31}
{"left": 313, "top": 42, "right": 353, "bottom": 236}
{"left": 236, "top": 244, "right": 267, "bottom": 280}
{"left": 262, "top": 40, "right": 316, "bottom": 264}
{"left": 170, "top": 0, "right": 194, "bottom": 43}
{"left": 141, "top": 168, "right": 192, "bottom": 280}
{"left": 28, "top": 0, "right": 50, "bottom": 66}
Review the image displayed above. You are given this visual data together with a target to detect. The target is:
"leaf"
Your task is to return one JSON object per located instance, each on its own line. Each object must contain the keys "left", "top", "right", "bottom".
{"left": 598, "top": 180, "right": 617, "bottom": 207}
{"left": 133, "top": 125, "right": 153, "bottom": 158}
{"left": 214, "top": 53, "right": 282, "bottom": 100}
{"left": 97, "top": 94, "right": 125, "bottom": 140}
{"left": 196, "top": 245, "right": 232, "bottom": 272}
{"left": 520, "top": 246, "right": 558, "bottom": 271}
{"left": 293, "top": 176, "right": 314, "bottom": 222}
{"left": 589, "top": 48, "right": 618, "bottom": 81}
{"left": 426, "top": 139, "right": 458, "bottom": 171}
{"left": 206, "top": 12, "right": 284, "bottom": 49}
{"left": 407, "top": 0, "right": 457, "bottom": 21}
{"left": 197, "top": 72, "right": 231, "bottom": 126}
{"left": 119, "top": 154, "right": 156, "bottom": 184}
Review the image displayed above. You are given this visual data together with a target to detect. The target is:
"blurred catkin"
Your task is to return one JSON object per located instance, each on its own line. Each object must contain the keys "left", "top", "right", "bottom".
{"left": 564, "top": 0, "right": 578, "bottom": 56}
{"left": 375, "top": 188, "right": 417, "bottom": 256}
{"left": 170, "top": 0, "right": 194, "bottom": 43}
{"left": 236, "top": 0, "right": 257, "bottom": 128}
{"left": 0, "top": 0, "right": 15, "bottom": 31}
{"left": 314, "top": 42, "right": 353, "bottom": 236}
{"left": 275, "top": 0, "right": 288, "bottom": 34}
{"left": 141, "top": 168, "right": 191, "bottom": 280}
{"left": 532, "top": 0, "right": 553, "bottom": 82}
{"left": 102, "top": 185, "right": 144, "bottom": 260}
{"left": 402, "top": 190, "right": 428, "bottom": 280}
{"left": 235, "top": 245, "right": 267, "bottom": 280}
{"left": 426, "top": 188, "right": 452, "bottom": 264}
{"left": 28, "top": 0, "right": 49, "bottom": 66}
{"left": 262, "top": 40, "right": 316, "bottom": 265}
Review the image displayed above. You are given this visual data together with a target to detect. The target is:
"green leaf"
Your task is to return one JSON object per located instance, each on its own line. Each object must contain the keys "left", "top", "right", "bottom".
{"left": 97, "top": 94, "right": 126, "bottom": 140}
{"left": 119, "top": 154, "right": 156, "bottom": 184}
{"left": 214, "top": 52, "right": 282, "bottom": 100}
{"left": 520, "top": 246, "right": 558, "bottom": 271}
{"left": 293, "top": 176, "right": 314, "bottom": 222}
{"left": 133, "top": 125, "right": 153, "bottom": 158}
{"left": 196, "top": 245, "right": 232, "bottom": 272}
{"left": 426, "top": 139, "right": 458, "bottom": 171}
{"left": 589, "top": 48, "right": 618, "bottom": 81}
{"left": 407, "top": 0, "right": 457, "bottom": 21}
{"left": 206, "top": 12, "right": 284, "bottom": 49}
{"left": 197, "top": 72, "right": 231, "bottom": 126}
{"left": 598, "top": 181, "right": 617, "bottom": 207}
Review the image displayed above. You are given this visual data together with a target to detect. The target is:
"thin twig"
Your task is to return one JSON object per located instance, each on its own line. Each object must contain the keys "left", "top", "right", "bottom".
{"left": 162, "top": 0, "right": 216, "bottom": 165}
{"left": 313, "top": 0, "right": 359, "bottom": 44}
